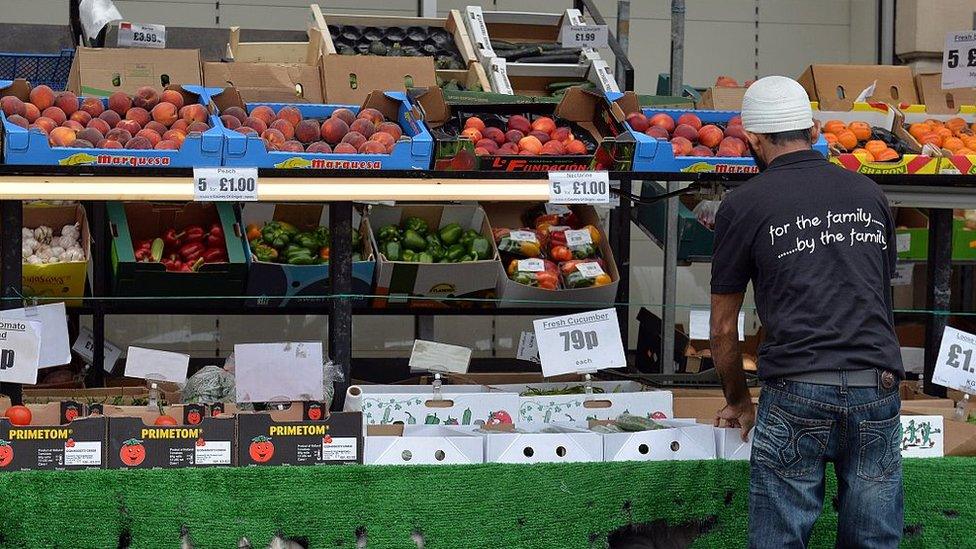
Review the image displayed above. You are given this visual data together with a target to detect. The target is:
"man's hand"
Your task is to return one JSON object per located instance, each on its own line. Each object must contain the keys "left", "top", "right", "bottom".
{"left": 715, "top": 400, "right": 756, "bottom": 442}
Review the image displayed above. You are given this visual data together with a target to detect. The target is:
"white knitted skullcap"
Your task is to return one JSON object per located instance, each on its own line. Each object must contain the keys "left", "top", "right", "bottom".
{"left": 740, "top": 76, "right": 813, "bottom": 134}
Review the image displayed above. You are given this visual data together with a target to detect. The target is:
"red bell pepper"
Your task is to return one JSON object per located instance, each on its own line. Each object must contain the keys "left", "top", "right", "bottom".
{"left": 161, "top": 256, "right": 182, "bottom": 272}
{"left": 206, "top": 223, "right": 224, "bottom": 248}
{"left": 178, "top": 241, "right": 205, "bottom": 262}
{"left": 183, "top": 225, "right": 205, "bottom": 243}
{"left": 179, "top": 257, "right": 205, "bottom": 272}
{"left": 201, "top": 247, "right": 227, "bottom": 263}
{"left": 162, "top": 228, "right": 183, "bottom": 251}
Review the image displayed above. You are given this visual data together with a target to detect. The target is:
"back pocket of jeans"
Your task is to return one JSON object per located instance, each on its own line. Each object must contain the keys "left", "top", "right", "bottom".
{"left": 753, "top": 404, "right": 833, "bottom": 478}
{"left": 857, "top": 414, "right": 901, "bottom": 481}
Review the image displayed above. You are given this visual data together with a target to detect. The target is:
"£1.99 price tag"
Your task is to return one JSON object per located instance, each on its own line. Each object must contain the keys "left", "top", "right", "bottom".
{"left": 549, "top": 171, "right": 610, "bottom": 205}
{"left": 533, "top": 308, "right": 625, "bottom": 377}
{"left": 933, "top": 326, "right": 976, "bottom": 394}
{"left": 561, "top": 24, "right": 608, "bottom": 49}
{"left": 194, "top": 167, "right": 258, "bottom": 201}
{"left": 117, "top": 22, "right": 166, "bottom": 49}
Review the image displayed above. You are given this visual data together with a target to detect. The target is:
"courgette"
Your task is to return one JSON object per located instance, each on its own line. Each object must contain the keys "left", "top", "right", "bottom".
{"left": 519, "top": 54, "right": 581, "bottom": 64}
{"left": 615, "top": 413, "right": 665, "bottom": 432}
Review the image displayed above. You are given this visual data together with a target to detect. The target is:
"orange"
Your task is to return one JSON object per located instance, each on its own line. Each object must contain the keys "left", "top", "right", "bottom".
{"left": 864, "top": 140, "right": 888, "bottom": 156}
{"left": 925, "top": 119, "right": 945, "bottom": 128}
{"left": 962, "top": 135, "right": 976, "bottom": 149}
{"left": 957, "top": 147, "right": 976, "bottom": 155}
{"left": 849, "top": 121, "right": 871, "bottom": 141}
{"left": 944, "top": 136, "right": 965, "bottom": 152}
{"left": 946, "top": 117, "right": 967, "bottom": 134}
{"left": 823, "top": 120, "right": 847, "bottom": 134}
{"left": 874, "top": 148, "right": 899, "bottom": 161}
{"left": 919, "top": 131, "right": 943, "bottom": 147}
{"left": 908, "top": 123, "right": 932, "bottom": 141}
{"left": 835, "top": 129, "right": 858, "bottom": 150}
{"left": 936, "top": 126, "right": 953, "bottom": 140}
{"left": 823, "top": 132, "right": 838, "bottom": 146}
{"left": 851, "top": 148, "right": 875, "bottom": 162}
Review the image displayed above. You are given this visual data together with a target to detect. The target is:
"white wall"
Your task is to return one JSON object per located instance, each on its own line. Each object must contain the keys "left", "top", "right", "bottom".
{"left": 43, "top": 1, "right": 877, "bottom": 359}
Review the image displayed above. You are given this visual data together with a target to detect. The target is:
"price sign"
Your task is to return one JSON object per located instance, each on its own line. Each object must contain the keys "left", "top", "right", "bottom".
{"left": 934, "top": 327, "right": 976, "bottom": 394}
{"left": 533, "top": 308, "right": 625, "bottom": 377}
{"left": 72, "top": 326, "right": 123, "bottom": 372}
{"left": 516, "top": 331, "right": 540, "bottom": 363}
{"left": 509, "top": 230, "right": 538, "bottom": 243}
{"left": 234, "top": 342, "right": 323, "bottom": 403}
{"left": 549, "top": 171, "right": 610, "bottom": 204}
{"left": 0, "top": 318, "right": 41, "bottom": 384}
{"left": 575, "top": 261, "right": 605, "bottom": 278}
{"left": 117, "top": 22, "right": 166, "bottom": 49}
{"left": 943, "top": 31, "right": 976, "bottom": 89}
{"left": 896, "top": 233, "right": 911, "bottom": 253}
{"left": 194, "top": 167, "right": 258, "bottom": 201}
{"left": 564, "top": 228, "right": 593, "bottom": 247}
{"left": 517, "top": 258, "right": 545, "bottom": 272}
{"left": 124, "top": 346, "right": 189, "bottom": 383}
{"left": 409, "top": 339, "right": 471, "bottom": 374}
{"left": 561, "top": 24, "right": 608, "bottom": 49}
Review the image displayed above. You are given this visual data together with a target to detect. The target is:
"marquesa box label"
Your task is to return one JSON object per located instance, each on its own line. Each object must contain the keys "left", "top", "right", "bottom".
{"left": 0, "top": 416, "right": 106, "bottom": 471}
{"left": 108, "top": 414, "right": 235, "bottom": 469}
{"left": 237, "top": 412, "right": 363, "bottom": 466}
{"left": 533, "top": 308, "right": 625, "bottom": 377}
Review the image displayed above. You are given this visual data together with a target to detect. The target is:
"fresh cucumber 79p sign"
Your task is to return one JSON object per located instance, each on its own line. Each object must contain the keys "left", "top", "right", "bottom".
{"left": 933, "top": 326, "right": 976, "bottom": 394}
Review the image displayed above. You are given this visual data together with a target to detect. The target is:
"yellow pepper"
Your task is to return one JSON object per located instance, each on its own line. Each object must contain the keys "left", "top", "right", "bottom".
{"left": 520, "top": 241, "right": 541, "bottom": 257}
{"left": 593, "top": 274, "right": 612, "bottom": 287}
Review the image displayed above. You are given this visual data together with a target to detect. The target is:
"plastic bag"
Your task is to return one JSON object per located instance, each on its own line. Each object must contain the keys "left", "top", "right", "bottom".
{"left": 693, "top": 199, "right": 722, "bottom": 230}
{"left": 181, "top": 365, "right": 236, "bottom": 404}
{"left": 323, "top": 359, "right": 342, "bottom": 408}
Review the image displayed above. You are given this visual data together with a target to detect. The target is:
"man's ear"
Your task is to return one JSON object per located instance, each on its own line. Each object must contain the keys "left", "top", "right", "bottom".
{"left": 808, "top": 122, "right": 820, "bottom": 144}
{"left": 744, "top": 130, "right": 761, "bottom": 150}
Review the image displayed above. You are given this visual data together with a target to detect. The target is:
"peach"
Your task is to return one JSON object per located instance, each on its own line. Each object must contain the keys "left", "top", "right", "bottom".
{"left": 530, "top": 116, "right": 555, "bottom": 134}
{"left": 541, "top": 140, "right": 565, "bottom": 155}
{"left": 349, "top": 118, "right": 375, "bottom": 139}
{"left": 716, "top": 145, "right": 740, "bottom": 157}
{"left": 261, "top": 128, "right": 286, "bottom": 150}
{"left": 151, "top": 102, "right": 178, "bottom": 126}
{"left": 550, "top": 127, "right": 574, "bottom": 144}
{"left": 179, "top": 104, "right": 208, "bottom": 124}
{"left": 625, "top": 112, "right": 649, "bottom": 132}
{"left": 160, "top": 89, "right": 185, "bottom": 109}
{"left": 55, "top": 92, "right": 78, "bottom": 116}
{"left": 483, "top": 126, "right": 505, "bottom": 145}
{"left": 33, "top": 117, "right": 56, "bottom": 134}
{"left": 105, "top": 128, "right": 132, "bottom": 145}
{"left": 341, "top": 131, "right": 367, "bottom": 150}
{"left": 125, "top": 107, "right": 150, "bottom": 127}
{"left": 270, "top": 119, "right": 294, "bottom": 140}
{"left": 518, "top": 149, "right": 536, "bottom": 156}
{"left": 725, "top": 124, "right": 748, "bottom": 143}
{"left": 369, "top": 131, "right": 394, "bottom": 149}
{"left": 358, "top": 140, "right": 386, "bottom": 154}
{"left": 77, "top": 128, "right": 103, "bottom": 145}
{"left": 279, "top": 140, "right": 304, "bottom": 153}
{"left": 108, "top": 92, "right": 132, "bottom": 115}
{"left": 276, "top": 106, "right": 302, "bottom": 127}
{"left": 528, "top": 130, "right": 550, "bottom": 144}
{"left": 474, "top": 146, "right": 490, "bottom": 156}
{"left": 729, "top": 115, "right": 742, "bottom": 126}
{"left": 475, "top": 138, "right": 499, "bottom": 153}
{"left": 306, "top": 141, "right": 332, "bottom": 154}
{"left": 331, "top": 108, "right": 356, "bottom": 126}
{"left": 565, "top": 139, "right": 588, "bottom": 155}
{"left": 23, "top": 103, "right": 40, "bottom": 123}
{"left": 27, "top": 123, "right": 48, "bottom": 137}
{"left": 243, "top": 117, "right": 267, "bottom": 134}
{"left": 720, "top": 136, "right": 747, "bottom": 155}
{"left": 357, "top": 108, "right": 384, "bottom": 126}
{"left": 716, "top": 76, "right": 739, "bottom": 87}
{"left": 698, "top": 125, "right": 724, "bottom": 148}
{"left": 295, "top": 119, "right": 321, "bottom": 144}
{"left": 69, "top": 110, "right": 92, "bottom": 126}
{"left": 333, "top": 142, "right": 357, "bottom": 154}
{"left": 155, "top": 140, "right": 180, "bottom": 150}
{"left": 6, "top": 114, "right": 28, "bottom": 129}
{"left": 649, "top": 113, "right": 675, "bottom": 133}
{"left": 507, "top": 115, "right": 531, "bottom": 134}
{"left": 1, "top": 96, "right": 26, "bottom": 117}
{"left": 222, "top": 106, "right": 247, "bottom": 123}
{"left": 116, "top": 119, "right": 142, "bottom": 135}
{"left": 670, "top": 136, "right": 693, "bottom": 156}
{"left": 126, "top": 136, "right": 153, "bottom": 149}
{"left": 29, "top": 85, "right": 55, "bottom": 111}
{"left": 187, "top": 121, "right": 210, "bottom": 134}
{"left": 68, "top": 139, "right": 93, "bottom": 148}
{"left": 690, "top": 145, "right": 714, "bottom": 157}
{"left": 250, "top": 105, "right": 275, "bottom": 126}
{"left": 132, "top": 86, "right": 159, "bottom": 110}
{"left": 41, "top": 106, "right": 66, "bottom": 125}
{"left": 518, "top": 135, "right": 543, "bottom": 154}
{"left": 136, "top": 129, "right": 162, "bottom": 147}
{"left": 235, "top": 126, "right": 258, "bottom": 136}
{"left": 144, "top": 121, "right": 168, "bottom": 136}
{"left": 220, "top": 115, "right": 241, "bottom": 130}
{"left": 96, "top": 139, "right": 122, "bottom": 149}
{"left": 460, "top": 127, "right": 482, "bottom": 142}
{"left": 80, "top": 97, "right": 104, "bottom": 118}
{"left": 162, "top": 129, "right": 186, "bottom": 147}
{"left": 464, "top": 116, "right": 486, "bottom": 132}
{"left": 320, "top": 117, "right": 349, "bottom": 145}
{"left": 498, "top": 142, "right": 519, "bottom": 155}
{"left": 98, "top": 109, "right": 121, "bottom": 127}
{"left": 49, "top": 126, "right": 76, "bottom": 146}
{"left": 677, "top": 113, "right": 702, "bottom": 131}
{"left": 504, "top": 129, "right": 524, "bottom": 144}
{"left": 62, "top": 120, "right": 84, "bottom": 132}
{"left": 87, "top": 117, "right": 111, "bottom": 135}
{"left": 672, "top": 124, "right": 698, "bottom": 143}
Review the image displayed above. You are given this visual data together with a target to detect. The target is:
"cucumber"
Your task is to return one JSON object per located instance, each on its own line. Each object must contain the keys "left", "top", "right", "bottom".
{"left": 615, "top": 413, "right": 665, "bottom": 432}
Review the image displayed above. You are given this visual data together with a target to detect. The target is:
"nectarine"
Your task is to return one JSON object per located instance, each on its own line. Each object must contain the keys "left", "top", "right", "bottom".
{"left": 320, "top": 118, "right": 349, "bottom": 145}
{"left": 625, "top": 112, "right": 649, "bottom": 132}
{"left": 29, "top": 85, "right": 55, "bottom": 111}
{"left": 276, "top": 106, "right": 302, "bottom": 127}
{"left": 698, "top": 125, "right": 724, "bottom": 148}
{"left": 670, "top": 136, "right": 693, "bottom": 156}
{"left": 349, "top": 118, "right": 375, "bottom": 139}
{"left": 108, "top": 92, "right": 131, "bottom": 115}
{"left": 306, "top": 141, "right": 332, "bottom": 154}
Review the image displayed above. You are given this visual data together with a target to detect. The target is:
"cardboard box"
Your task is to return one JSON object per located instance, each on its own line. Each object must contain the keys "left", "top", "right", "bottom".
{"left": 815, "top": 105, "right": 939, "bottom": 175}
{"left": 241, "top": 203, "right": 374, "bottom": 307}
{"left": 367, "top": 204, "right": 500, "bottom": 308}
{"left": 364, "top": 424, "right": 484, "bottom": 465}
{"left": 501, "top": 58, "right": 619, "bottom": 97}
{"left": 673, "top": 395, "right": 759, "bottom": 424}
{"left": 798, "top": 65, "right": 918, "bottom": 112}
{"left": 896, "top": 0, "right": 976, "bottom": 57}
{"left": 0, "top": 80, "right": 223, "bottom": 167}
{"left": 488, "top": 380, "right": 647, "bottom": 394}
{"left": 438, "top": 62, "right": 491, "bottom": 93}
{"left": 320, "top": 55, "right": 437, "bottom": 105}
{"left": 23, "top": 387, "right": 147, "bottom": 406}
{"left": 480, "top": 425, "right": 603, "bottom": 464}
{"left": 203, "top": 61, "right": 324, "bottom": 103}
{"left": 599, "top": 420, "right": 716, "bottom": 462}
{"left": 237, "top": 409, "right": 363, "bottom": 466}
{"left": 416, "top": 86, "right": 639, "bottom": 171}
{"left": 225, "top": 25, "right": 325, "bottom": 64}
{"left": 215, "top": 88, "right": 433, "bottom": 170}
{"left": 914, "top": 73, "right": 976, "bottom": 114}
{"left": 21, "top": 203, "right": 90, "bottom": 306}
{"left": 697, "top": 87, "right": 747, "bottom": 110}
{"left": 107, "top": 201, "right": 248, "bottom": 297}
{"left": 104, "top": 404, "right": 235, "bottom": 469}
{"left": 355, "top": 391, "right": 519, "bottom": 430}
{"left": 714, "top": 426, "right": 752, "bottom": 460}
{"left": 67, "top": 47, "right": 202, "bottom": 97}
{"left": 464, "top": 7, "right": 596, "bottom": 70}
{"left": 0, "top": 402, "right": 106, "bottom": 471}
{"left": 893, "top": 207, "right": 976, "bottom": 260}
{"left": 483, "top": 203, "right": 619, "bottom": 307}
{"left": 517, "top": 391, "right": 673, "bottom": 426}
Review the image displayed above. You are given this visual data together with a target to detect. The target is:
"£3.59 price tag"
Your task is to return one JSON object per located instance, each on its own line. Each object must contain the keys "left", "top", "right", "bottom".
{"left": 117, "top": 22, "right": 166, "bottom": 49}
{"left": 934, "top": 326, "right": 976, "bottom": 394}
{"left": 549, "top": 171, "right": 610, "bottom": 205}
{"left": 533, "top": 308, "right": 625, "bottom": 377}
{"left": 561, "top": 24, "right": 608, "bottom": 49}
{"left": 194, "top": 167, "right": 258, "bottom": 201}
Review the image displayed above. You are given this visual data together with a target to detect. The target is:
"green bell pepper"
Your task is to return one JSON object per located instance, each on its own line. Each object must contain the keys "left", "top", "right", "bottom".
{"left": 261, "top": 222, "right": 293, "bottom": 249}
{"left": 459, "top": 229, "right": 480, "bottom": 247}
{"left": 285, "top": 247, "right": 316, "bottom": 265}
{"left": 571, "top": 244, "right": 598, "bottom": 259}
{"left": 403, "top": 216, "right": 428, "bottom": 236}
{"left": 251, "top": 242, "right": 279, "bottom": 263}
{"left": 377, "top": 224, "right": 400, "bottom": 242}
{"left": 438, "top": 223, "right": 462, "bottom": 245}
{"left": 312, "top": 226, "right": 331, "bottom": 248}
{"left": 382, "top": 241, "right": 401, "bottom": 261}
{"left": 428, "top": 243, "right": 445, "bottom": 261}
{"left": 426, "top": 234, "right": 442, "bottom": 249}
{"left": 402, "top": 229, "right": 427, "bottom": 251}
{"left": 294, "top": 232, "right": 320, "bottom": 252}
{"left": 416, "top": 252, "right": 434, "bottom": 263}
{"left": 468, "top": 236, "right": 491, "bottom": 260}
{"left": 445, "top": 243, "right": 466, "bottom": 262}
{"left": 401, "top": 249, "right": 417, "bottom": 262}
{"left": 460, "top": 253, "right": 477, "bottom": 262}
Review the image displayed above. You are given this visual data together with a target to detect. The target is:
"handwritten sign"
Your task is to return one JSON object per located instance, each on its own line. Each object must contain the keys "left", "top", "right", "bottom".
{"left": 234, "top": 342, "right": 323, "bottom": 403}
{"left": 124, "top": 347, "right": 189, "bottom": 383}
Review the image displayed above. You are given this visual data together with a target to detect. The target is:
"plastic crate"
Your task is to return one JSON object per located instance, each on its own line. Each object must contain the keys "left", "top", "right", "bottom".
{"left": 0, "top": 50, "right": 74, "bottom": 90}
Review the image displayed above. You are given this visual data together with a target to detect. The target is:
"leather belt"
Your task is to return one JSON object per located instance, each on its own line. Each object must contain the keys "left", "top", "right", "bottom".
{"left": 781, "top": 369, "right": 896, "bottom": 389}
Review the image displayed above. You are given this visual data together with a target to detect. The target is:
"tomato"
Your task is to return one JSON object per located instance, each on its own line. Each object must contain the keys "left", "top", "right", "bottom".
{"left": 154, "top": 415, "right": 179, "bottom": 426}
{"left": 0, "top": 441, "right": 13, "bottom": 467}
{"left": 4, "top": 405, "right": 32, "bottom": 426}
{"left": 64, "top": 406, "right": 79, "bottom": 422}
{"left": 119, "top": 439, "right": 146, "bottom": 466}
{"left": 248, "top": 436, "right": 274, "bottom": 463}
{"left": 307, "top": 406, "right": 322, "bottom": 421}
{"left": 186, "top": 411, "right": 202, "bottom": 425}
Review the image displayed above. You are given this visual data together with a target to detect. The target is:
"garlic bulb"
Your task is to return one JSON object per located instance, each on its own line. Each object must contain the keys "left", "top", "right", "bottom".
{"left": 45, "top": 256, "right": 61, "bottom": 264}
{"left": 60, "top": 224, "right": 80, "bottom": 241}
{"left": 34, "top": 245, "right": 53, "bottom": 260}
{"left": 25, "top": 256, "right": 43, "bottom": 265}
{"left": 60, "top": 248, "right": 85, "bottom": 262}
{"left": 33, "top": 225, "right": 53, "bottom": 244}
{"left": 21, "top": 228, "right": 33, "bottom": 239}
{"left": 55, "top": 235, "right": 77, "bottom": 249}
{"left": 23, "top": 237, "right": 39, "bottom": 251}
{"left": 49, "top": 246, "right": 65, "bottom": 258}
{"left": 22, "top": 246, "right": 32, "bottom": 259}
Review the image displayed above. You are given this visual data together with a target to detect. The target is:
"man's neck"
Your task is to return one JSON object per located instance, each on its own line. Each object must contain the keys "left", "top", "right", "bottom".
{"left": 764, "top": 144, "right": 811, "bottom": 165}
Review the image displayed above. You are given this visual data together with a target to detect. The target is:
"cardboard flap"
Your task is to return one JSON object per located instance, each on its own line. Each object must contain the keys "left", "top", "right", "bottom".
{"left": 915, "top": 73, "right": 976, "bottom": 114}
{"left": 698, "top": 87, "right": 746, "bottom": 110}
{"left": 0, "top": 79, "right": 30, "bottom": 101}
{"left": 798, "top": 64, "right": 917, "bottom": 111}
{"left": 611, "top": 91, "right": 641, "bottom": 116}
{"left": 553, "top": 86, "right": 600, "bottom": 122}
{"left": 411, "top": 86, "right": 451, "bottom": 127}
{"left": 322, "top": 55, "right": 436, "bottom": 104}
{"left": 368, "top": 424, "right": 406, "bottom": 436}
{"left": 68, "top": 47, "right": 203, "bottom": 97}
{"left": 360, "top": 91, "right": 404, "bottom": 124}
{"left": 203, "top": 62, "right": 324, "bottom": 103}
{"left": 271, "top": 203, "right": 326, "bottom": 230}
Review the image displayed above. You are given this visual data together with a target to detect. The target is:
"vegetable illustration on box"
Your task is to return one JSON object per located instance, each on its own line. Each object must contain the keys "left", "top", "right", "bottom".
{"left": 361, "top": 394, "right": 518, "bottom": 430}
{"left": 517, "top": 393, "right": 673, "bottom": 425}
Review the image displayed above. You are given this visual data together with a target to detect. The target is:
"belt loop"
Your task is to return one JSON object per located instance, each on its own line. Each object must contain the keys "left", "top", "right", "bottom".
{"left": 840, "top": 370, "right": 848, "bottom": 394}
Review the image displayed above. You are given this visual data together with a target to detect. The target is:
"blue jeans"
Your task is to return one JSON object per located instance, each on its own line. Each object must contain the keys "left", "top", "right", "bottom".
{"left": 749, "top": 375, "right": 903, "bottom": 549}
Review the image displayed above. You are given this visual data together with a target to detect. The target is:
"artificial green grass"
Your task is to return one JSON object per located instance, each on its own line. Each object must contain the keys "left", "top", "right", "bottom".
{"left": 0, "top": 459, "right": 972, "bottom": 548}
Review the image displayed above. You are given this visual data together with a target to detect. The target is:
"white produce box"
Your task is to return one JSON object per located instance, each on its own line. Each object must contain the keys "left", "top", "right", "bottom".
{"left": 601, "top": 420, "right": 716, "bottom": 462}
{"left": 365, "top": 425, "right": 484, "bottom": 465}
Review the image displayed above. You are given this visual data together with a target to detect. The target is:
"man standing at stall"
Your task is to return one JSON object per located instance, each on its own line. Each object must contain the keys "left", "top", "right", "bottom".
{"left": 708, "top": 75, "right": 904, "bottom": 548}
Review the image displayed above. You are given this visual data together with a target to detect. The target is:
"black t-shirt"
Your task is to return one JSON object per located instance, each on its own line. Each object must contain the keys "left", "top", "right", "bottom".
{"left": 711, "top": 149, "right": 903, "bottom": 380}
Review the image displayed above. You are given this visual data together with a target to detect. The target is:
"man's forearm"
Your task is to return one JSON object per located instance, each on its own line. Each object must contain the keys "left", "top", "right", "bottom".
{"left": 711, "top": 332, "right": 750, "bottom": 407}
